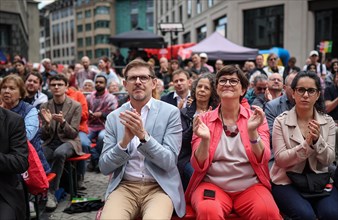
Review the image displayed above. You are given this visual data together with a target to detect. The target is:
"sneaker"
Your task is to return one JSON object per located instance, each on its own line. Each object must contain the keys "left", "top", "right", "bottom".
{"left": 46, "top": 192, "right": 58, "bottom": 212}
{"left": 29, "top": 201, "right": 37, "bottom": 218}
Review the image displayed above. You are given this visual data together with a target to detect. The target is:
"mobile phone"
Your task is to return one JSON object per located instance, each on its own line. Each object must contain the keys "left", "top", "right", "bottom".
{"left": 203, "top": 189, "right": 216, "bottom": 200}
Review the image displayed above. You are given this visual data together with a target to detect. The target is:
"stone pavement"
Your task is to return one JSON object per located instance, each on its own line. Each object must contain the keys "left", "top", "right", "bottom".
{"left": 41, "top": 171, "right": 109, "bottom": 220}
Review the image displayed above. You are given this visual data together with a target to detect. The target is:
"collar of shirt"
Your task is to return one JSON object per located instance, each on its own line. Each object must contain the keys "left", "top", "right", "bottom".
{"left": 173, "top": 90, "right": 191, "bottom": 108}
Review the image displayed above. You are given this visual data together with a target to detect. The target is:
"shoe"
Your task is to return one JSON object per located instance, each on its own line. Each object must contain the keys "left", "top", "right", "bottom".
{"left": 77, "top": 175, "right": 87, "bottom": 190}
{"left": 29, "top": 201, "right": 37, "bottom": 218}
{"left": 87, "top": 163, "right": 94, "bottom": 172}
{"left": 46, "top": 191, "right": 58, "bottom": 212}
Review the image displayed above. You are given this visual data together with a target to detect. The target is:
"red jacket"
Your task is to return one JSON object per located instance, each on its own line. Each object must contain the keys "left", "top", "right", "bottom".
{"left": 66, "top": 88, "right": 89, "bottom": 133}
{"left": 185, "top": 105, "right": 271, "bottom": 203}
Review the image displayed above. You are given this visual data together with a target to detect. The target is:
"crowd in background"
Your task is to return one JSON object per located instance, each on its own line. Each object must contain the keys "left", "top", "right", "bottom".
{"left": 1, "top": 48, "right": 338, "bottom": 219}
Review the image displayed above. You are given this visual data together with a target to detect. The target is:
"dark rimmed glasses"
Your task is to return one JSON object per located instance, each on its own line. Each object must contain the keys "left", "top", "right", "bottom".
{"left": 294, "top": 87, "right": 318, "bottom": 96}
{"left": 126, "top": 75, "right": 154, "bottom": 84}
{"left": 218, "top": 78, "right": 240, "bottom": 86}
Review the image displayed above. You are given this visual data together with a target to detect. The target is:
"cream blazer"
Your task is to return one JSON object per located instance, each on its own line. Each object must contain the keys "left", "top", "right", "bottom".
{"left": 270, "top": 107, "right": 336, "bottom": 185}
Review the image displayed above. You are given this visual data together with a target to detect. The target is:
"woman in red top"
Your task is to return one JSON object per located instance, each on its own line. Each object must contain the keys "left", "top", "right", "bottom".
{"left": 185, "top": 65, "right": 281, "bottom": 219}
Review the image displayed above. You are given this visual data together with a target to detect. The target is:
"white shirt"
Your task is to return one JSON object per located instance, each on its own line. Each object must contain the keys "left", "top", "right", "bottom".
{"left": 173, "top": 90, "right": 191, "bottom": 108}
{"left": 120, "top": 98, "right": 156, "bottom": 182}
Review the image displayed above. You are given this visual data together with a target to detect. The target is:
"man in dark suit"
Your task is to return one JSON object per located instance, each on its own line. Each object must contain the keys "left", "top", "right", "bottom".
{"left": 161, "top": 69, "right": 191, "bottom": 109}
{"left": 40, "top": 74, "right": 82, "bottom": 211}
{"left": 0, "top": 107, "right": 28, "bottom": 220}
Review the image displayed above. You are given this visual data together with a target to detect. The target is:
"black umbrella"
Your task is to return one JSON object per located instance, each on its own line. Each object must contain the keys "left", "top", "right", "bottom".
{"left": 110, "top": 30, "right": 166, "bottom": 48}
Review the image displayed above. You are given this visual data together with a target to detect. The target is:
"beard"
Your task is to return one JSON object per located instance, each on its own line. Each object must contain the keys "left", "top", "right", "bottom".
{"left": 95, "top": 86, "right": 105, "bottom": 93}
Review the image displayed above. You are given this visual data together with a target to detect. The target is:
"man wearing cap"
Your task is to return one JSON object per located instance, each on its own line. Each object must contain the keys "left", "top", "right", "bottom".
{"left": 199, "top": 53, "right": 214, "bottom": 73}
{"left": 303, "top": 50, "right": 327, "bottom": 77}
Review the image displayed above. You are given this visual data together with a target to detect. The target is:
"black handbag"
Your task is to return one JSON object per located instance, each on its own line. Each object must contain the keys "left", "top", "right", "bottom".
{"left": 286, "top": 171, "right": 331, "bottom": 198}
{"left": 286, "top": 171, "right": 330, "bottom": 193}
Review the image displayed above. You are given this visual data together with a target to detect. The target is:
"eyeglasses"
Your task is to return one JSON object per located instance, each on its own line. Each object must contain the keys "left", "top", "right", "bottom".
{"left": 269, "top": 58, "right": 277, "bottom": 61}
{"left": 126, "top": 75, "right": 153, "bottom": 84}
{"left": 294, "top": 87, "right": 318, "bottom": 96}
{"left": 256, "top": 87, "right": 267, "bottom": 91}
{"left": 50, "top": 83, "right": 65, "bottom": 87}
{"left": 218, "top": 78, "right": 240, "bottom": 86}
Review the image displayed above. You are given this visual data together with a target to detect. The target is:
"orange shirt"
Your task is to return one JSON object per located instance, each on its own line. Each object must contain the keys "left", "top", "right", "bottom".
{"left": 66, "top": 88, "right": 89, "bottom": 133}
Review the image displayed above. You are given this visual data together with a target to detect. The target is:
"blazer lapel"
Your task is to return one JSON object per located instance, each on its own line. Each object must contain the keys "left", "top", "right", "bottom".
{"left": 61, "top": 97, "right": 72, "bottom": 118}
{"left": 285, "top": 108, "right": 304, "bottom": 145}
{"left": 145, "top": 100, "right": 159, "bottom": 135}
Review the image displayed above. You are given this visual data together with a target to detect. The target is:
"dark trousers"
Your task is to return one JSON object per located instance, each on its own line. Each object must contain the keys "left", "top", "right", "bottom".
{"left": 272, "top": 183, "right": 338, "bottom": 220}
{"left": 44, "top": 140, "right": 75, "bottom": 192}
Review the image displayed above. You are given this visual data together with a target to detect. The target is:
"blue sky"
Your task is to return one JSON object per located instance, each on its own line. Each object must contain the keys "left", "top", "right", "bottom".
{"left": 34, "top": 0, "right": 55, "bottom": 9}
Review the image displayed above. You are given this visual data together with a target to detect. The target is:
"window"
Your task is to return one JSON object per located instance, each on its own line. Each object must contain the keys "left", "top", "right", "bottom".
{"left": 70, "top": 20, "right": 74, "bottom": 42}
{"left": 61, "top": 22, "right": 65, "bottom": 44}
{"left": 187, "top": 0, "right": 192, "bottom": 19}
{"left": 95, "top": 49, "right": 109, "bottom": 58}
{"left": 172, "top": 11, "right": 175, "bottom": 22}
{"left": 183, "top": 32, "right": 191, "bottom": 43}
{"left": 86, "top": 50, "right": 93, "bottom": 59}
{"left": 85, "top": 37, "right": 92, "bottom": 46}
{"left": 131, "top": 0, "right": 138, "bottom": 13}
{"left": 146, "top": 13, "right": 153, "bottom": 29}
{"left": 94, "top": 20, "right": 110, "bottom": 29}
{"left": 85, "top": 23, "right": 91, "bottom": 31}
{"left": 131, "top": 14, "right": 138, "bottom": 28}
{"left": 214, "top": 16, "right": 227, "bottom": 37}
{"left": 315, "top": 9, "right": 338, "bottom": 58}
{"left": 65, "top": 21, "right": 69, "bottom": 43}
{"left": 179, "top": 5, "right": 183, "bottom": 21}
{"left": 77, "top": 12, "right": 83, "bottom": 20}
{"left": 95, "top": 35, "right": 110, "bottom": 44}
{"left": 85, "top": 10, "right": 91, "bottom": 18}
{"left": 95, "top": 6, "right": 109, "bottom": 15}
{"left": 77, "top": 25, "right": 83, "bottom": 32}
{"left": 78, "top": 51, "right": 84, "bottom": 60}
{"left": 197, "top": 0, "right": 202, "bottom": 14}
{"left": 244, "top": 5, "right": 284, "bottom": 49}
{"left": 77, "top": 38, "right": 83, "bottom": 47}
{"left": 197, "top": 25, "right": 207, "bottom": 42}
{"left": 208, "top": 0, "right": 214, "bottom": 8}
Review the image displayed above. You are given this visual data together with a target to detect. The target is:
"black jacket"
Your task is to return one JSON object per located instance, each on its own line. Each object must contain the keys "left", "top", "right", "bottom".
{"left": 0, "top": 107, "right": 28, "bottom": 219}
{"left": 160, "top": 92, "right": 177, "bottom": 107}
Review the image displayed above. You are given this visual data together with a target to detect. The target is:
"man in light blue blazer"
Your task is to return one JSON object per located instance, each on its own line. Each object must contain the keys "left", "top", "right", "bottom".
{"left": 99, "top": 59, "right": 186, "bottom": 219}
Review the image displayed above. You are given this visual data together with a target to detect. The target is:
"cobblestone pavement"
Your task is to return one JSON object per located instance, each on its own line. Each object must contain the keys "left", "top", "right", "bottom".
{"left": 41, "top": 171, "right": 109, "bottom": 220}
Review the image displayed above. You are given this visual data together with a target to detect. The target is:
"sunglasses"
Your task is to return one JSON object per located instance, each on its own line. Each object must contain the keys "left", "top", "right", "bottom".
{"left": 269, "top": 58, "right": 277, "bottom": 61}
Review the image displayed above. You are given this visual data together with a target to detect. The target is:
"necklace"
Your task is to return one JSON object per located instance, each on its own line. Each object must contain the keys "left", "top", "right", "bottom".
{"left": 219, "top": 107, "right": 239, "bottom": 137}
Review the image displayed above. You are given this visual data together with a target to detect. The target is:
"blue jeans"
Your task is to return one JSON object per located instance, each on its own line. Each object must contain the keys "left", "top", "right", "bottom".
{"left": 272, "top": 183, "right": 338, "bottom": 220}
{"left": 77, "top": 131, "right": 91, "bottom": 176}
{"left": 88, "top": 130, "right": 105, "bottom": 165}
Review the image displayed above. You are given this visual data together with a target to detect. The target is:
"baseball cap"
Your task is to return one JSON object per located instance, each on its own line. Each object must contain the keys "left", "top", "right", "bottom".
{"left": 309, "top": 50, "right": 319, "bottom": 57}
{"left": 199, "top": 53, "right": 208, "bottom": 59}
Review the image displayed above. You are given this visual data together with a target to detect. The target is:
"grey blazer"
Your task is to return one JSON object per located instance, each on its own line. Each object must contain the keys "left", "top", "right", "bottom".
{"left": 99, "top": 98, "right": 186, "bottom": 217}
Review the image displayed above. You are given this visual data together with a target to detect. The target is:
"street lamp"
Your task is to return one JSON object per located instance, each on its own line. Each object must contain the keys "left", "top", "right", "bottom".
{"left": 158, "top": 23, "right": 184, "bottom": 60}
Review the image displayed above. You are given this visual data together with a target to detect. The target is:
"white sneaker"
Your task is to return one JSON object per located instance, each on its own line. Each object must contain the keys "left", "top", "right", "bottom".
{"left": 46, "top": 192, "right": 58, "bottom": 211}
{"left": 29, "top": 201, "right": 37, "bottom": 218}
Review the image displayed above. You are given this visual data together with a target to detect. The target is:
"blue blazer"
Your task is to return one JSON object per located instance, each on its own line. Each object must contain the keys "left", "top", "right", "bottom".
{"left": 99, "top": 98, "right": 186, "bottom": 217}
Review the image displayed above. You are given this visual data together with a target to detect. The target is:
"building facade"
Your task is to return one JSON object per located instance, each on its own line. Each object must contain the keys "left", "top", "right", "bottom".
{"left": 0, "top": 0, "right": 39, "bottom": 62}
{"left": 154, "top": 0, "right": 338, "bottom": 65}
{"left": 40, "top": 0, "right": 76, "bottom": 64}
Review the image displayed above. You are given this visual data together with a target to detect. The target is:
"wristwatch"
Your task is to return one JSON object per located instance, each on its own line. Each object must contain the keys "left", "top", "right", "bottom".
{"left": 249, "top": 136, "right": 261, "bottom": 144}
{"left": 139, "top": 132, "right": 150, "bottom": 143}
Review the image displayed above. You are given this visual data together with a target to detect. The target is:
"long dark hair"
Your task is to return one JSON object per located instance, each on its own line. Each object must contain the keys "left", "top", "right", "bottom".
{"left": 290, "top": 71, "right": 325, "bottom": 113}
{"left": 191, "top": 73, "right": 219, "bottom": 109}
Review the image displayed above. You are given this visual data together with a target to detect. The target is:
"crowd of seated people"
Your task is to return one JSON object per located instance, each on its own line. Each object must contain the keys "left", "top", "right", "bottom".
{"left": 0, "top": 50, "right": 337, "bottom": 219}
